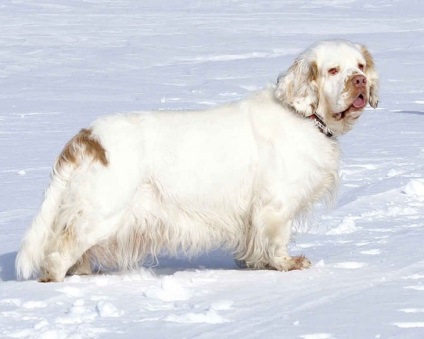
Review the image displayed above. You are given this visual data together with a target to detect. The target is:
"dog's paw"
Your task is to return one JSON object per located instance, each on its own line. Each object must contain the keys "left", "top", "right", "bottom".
{"left": 39, "top": 252, "right": 66, "bottom": 282}
{"left": 287, "top": 255, "right": 311, "bottom": 271}
{"left": 235, "top": 255, "right": 311, "bottom": 272}
{"left": 270, "top": 254, "right": 311, "bottom": 271}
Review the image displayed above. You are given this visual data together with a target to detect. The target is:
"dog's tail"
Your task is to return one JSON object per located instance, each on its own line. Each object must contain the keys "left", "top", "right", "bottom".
{"left": 16, "top": 128, "right": 108, "bottom": 280}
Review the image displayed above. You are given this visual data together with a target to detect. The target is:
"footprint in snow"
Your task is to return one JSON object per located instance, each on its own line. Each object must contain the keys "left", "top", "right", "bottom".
{"left": 55, "top": 299, "right": 97, "bottom": 325}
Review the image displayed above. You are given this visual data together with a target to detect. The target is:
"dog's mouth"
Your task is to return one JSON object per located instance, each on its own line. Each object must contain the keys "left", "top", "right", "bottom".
{"left": 333, "top": 93, "right": 367, "bottom": 120}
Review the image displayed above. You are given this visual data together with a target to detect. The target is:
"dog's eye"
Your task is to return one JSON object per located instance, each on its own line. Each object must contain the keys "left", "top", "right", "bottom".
{"left": 328, "top": 67, "right": 338, "bottom": 75}
{"left": 358, "top": 63, "right": 365, "bottom": 71}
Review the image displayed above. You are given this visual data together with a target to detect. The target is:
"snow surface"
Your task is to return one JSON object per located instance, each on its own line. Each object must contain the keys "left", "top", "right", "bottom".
{"left": 1, "top": 0, "right": 424, "bottom": 338}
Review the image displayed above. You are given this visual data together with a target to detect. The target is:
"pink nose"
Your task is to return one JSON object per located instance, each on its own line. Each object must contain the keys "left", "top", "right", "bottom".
{"left": 352, "top": 75, "right": 367, "bottom": 88}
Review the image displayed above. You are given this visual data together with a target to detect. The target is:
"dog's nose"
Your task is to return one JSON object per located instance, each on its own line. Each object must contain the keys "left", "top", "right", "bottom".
{"left": 352, "top": 75, "right": 367, "bottom": 88}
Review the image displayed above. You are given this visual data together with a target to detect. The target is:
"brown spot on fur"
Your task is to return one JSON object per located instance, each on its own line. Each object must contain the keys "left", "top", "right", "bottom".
{"left": 276, "top": 58, "right": 319, "bottom": 111}
{"left": 57, "top": 128, "right": 108, "bottom": 168}
{"left": 309, "top": 60, "right": 318, "bottom": 82}
{"left": 360, "top": 45, "right": 379, "bottom": 109}
{"left": 360, "top": 45, "right": 375, "bottom": 71}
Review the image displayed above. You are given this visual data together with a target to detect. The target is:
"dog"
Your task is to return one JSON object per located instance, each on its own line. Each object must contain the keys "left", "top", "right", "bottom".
{"left": 16, "top": 40, "right": 379, "bottom": 282}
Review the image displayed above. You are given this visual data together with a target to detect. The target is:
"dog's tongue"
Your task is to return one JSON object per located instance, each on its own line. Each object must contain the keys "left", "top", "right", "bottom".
{"left": 352, "top": 96, "right": 366, "bottom": 108}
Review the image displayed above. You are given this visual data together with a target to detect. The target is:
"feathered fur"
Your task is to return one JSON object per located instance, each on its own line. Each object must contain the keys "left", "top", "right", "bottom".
{"left": 16, "top": 40, "right": 379, "bottom": 281}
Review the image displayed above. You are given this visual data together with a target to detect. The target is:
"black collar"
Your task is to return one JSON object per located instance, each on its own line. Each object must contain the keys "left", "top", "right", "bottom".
{"left": 309, "top": 114, "right": 334, "bottom": 138}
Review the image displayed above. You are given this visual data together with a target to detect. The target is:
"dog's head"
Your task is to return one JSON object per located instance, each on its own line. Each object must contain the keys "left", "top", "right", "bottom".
{"left": 275, "top": 40, "right": 379, "bottom": 136}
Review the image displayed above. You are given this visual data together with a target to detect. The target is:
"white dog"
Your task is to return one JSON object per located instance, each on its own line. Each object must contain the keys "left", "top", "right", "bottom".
{"left": 16, "top": 40, "right": 379, "bottom": 282}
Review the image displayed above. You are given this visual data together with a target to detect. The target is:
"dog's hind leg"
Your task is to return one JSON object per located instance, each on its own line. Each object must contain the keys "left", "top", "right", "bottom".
{"left": 40, "top": 226, "right": 108, "bottom": 282}
{"left": 39, "top": 222, "right": 93, "bottom": 282}
{"left": 67, "top": 252, "right": 92, "bottom": 276}
{"left": 39, "top": 214, "right": 121, "bottom": 282}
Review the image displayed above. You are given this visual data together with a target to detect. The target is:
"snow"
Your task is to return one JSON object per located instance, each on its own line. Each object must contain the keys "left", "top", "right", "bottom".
{"left": 403, "top": 179, "right": 424, "bottom": 202}
{"left": 1, "top": 0, "right": 423, "bottom": 338}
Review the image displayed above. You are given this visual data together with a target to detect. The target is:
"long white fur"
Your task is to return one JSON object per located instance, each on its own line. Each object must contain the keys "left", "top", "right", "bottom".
{"left": 16, "top": 40, "right": 379, "bottom": 281}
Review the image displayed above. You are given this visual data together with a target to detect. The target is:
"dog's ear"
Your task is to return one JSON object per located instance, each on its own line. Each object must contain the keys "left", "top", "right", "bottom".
{"left": 358, "top": 44, "right": 379, "bottom": 108}
{"left": 275, "top": 55, "right": 319, "bottom": 117}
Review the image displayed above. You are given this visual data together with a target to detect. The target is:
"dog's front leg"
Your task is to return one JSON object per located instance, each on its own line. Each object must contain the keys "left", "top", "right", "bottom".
{"left": 239, "top": 204, "right": 311, "bottom": 271}
{"left": 260, "top": 207, "right": 311, "bottom": 271}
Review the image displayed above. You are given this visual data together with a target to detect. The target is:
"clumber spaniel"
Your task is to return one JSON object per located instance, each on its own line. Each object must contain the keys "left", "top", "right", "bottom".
{"left": 16, "top": 40, "right": 379, "bottom": 282}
